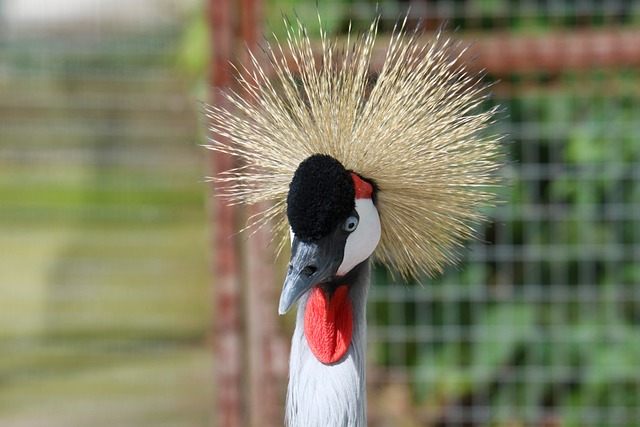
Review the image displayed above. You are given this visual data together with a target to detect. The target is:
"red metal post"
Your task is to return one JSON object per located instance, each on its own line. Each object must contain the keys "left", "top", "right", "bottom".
{"left": 208, "top": 0, "right": 243, "bottom": 426}
{"left": 209, "top": 0, "right": 283, "bottom": 425}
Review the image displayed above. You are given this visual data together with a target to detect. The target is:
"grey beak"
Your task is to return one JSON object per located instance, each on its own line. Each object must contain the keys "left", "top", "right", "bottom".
{"left": 278, "top": 232, "right": 346, "bottom": 315}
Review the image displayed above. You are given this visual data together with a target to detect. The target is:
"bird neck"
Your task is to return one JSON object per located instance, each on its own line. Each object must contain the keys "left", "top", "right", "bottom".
{"left": 285, "top": 259, "right": 371, "bottom": 427}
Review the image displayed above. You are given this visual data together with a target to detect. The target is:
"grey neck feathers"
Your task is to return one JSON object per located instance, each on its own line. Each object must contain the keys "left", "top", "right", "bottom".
{"left": 285, "top": 259, "right": 371, "bottom": 427}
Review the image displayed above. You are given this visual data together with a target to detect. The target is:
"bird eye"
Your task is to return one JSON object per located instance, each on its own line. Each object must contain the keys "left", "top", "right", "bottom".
{"left": 342, "top": 215, "right": 359, "bottom": 232}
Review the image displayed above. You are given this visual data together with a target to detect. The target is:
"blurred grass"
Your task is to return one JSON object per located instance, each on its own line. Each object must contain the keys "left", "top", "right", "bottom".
{"left": 0, "top": 349, "right": 211, "bottom": 427}
{"left": 0, "top": 29, "right": 212, "bottom": 425}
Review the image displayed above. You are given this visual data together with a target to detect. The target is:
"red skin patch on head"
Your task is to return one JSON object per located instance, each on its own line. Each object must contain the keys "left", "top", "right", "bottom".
{"left": 304, "top": 286, "right": 353, "bottom": 364}
{"left": 350, "top": 173, "right": 373, "bottom": 199}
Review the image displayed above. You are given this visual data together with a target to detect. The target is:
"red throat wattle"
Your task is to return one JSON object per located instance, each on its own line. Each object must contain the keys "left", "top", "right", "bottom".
{"left": 304, "top": 286, "right": 353, "bottom": 364}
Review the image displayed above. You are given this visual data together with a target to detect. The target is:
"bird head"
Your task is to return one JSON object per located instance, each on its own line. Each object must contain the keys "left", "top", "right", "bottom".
{"left": 278, "top": 154, "right": 381, "bottom": 315}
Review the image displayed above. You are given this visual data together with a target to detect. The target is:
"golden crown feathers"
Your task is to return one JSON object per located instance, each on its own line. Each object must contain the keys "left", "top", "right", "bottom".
{"left": 205, "top": 15, "right": 502, "bottom": 280}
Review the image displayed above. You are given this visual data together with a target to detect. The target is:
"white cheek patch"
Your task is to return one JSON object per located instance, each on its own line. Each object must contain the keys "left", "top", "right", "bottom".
{"left": 337, "top": 198, "right": 381, "bottom": 276}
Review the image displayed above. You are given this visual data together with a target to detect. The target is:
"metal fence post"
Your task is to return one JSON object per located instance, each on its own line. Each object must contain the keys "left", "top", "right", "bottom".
{"left": 208, "top": 0, "right": 243, "bottom": 425}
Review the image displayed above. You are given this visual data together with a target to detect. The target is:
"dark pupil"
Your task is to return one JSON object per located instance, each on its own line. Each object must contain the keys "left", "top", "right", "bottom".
{"left": 348, "top": 220, "right": 355, "bottom": 229}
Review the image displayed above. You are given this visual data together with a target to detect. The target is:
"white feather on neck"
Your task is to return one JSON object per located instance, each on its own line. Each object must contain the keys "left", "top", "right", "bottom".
{"left": 285, "top": 260, "right": 371, "bottom": 427}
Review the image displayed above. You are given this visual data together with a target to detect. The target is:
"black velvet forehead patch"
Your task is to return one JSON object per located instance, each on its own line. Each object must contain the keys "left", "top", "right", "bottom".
{"left": 287, "top": 154, "right": 355, "bottom": 242}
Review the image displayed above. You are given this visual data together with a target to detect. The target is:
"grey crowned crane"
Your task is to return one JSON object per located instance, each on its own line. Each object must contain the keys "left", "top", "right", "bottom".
{"left": 207, "top": 14, "right": 502, "bottom": 427}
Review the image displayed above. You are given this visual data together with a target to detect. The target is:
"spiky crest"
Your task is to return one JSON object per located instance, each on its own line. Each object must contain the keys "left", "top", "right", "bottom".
{"left": 205, "top": 14, "right": 502, "bottom": 280}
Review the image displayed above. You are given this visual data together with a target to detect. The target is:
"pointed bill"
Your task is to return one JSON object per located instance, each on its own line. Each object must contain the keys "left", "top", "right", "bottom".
{"left": 278, "top": 231, "right": 347, "bottom": 315}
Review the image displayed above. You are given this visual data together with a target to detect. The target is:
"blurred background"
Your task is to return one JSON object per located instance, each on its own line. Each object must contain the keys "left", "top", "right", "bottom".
{"left": 1, "top": 1, "right": 639, "bottom": 426}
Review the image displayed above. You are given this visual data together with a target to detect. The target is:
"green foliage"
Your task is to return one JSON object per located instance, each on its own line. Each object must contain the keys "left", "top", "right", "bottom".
{"left": 265, "top": 0, "right": 351, "bottom": 36}
{"left": 176, "top": 7, "right": 210, "bottom": 95}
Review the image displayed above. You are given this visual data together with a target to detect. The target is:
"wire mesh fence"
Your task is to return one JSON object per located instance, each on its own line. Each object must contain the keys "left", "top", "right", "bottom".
{"left": 2, "top": 0, "right": 639, "bottom": 426}
{"left": 356, "top": 3, "right": 640, "bottom": 427}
